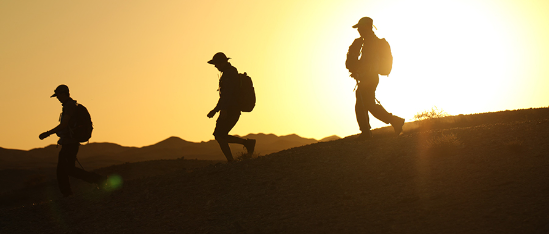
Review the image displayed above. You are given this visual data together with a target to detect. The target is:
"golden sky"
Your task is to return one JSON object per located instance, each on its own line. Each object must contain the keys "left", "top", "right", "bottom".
{"left": 1, "top": 0, "right": 548, "bottom": 150}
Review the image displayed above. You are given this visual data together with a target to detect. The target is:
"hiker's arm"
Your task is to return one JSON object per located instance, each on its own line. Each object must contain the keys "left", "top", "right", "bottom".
{"left": 209, "top": 70, "right": 239, "bottom": 118}
{"left": 207, "top": 109, "right": 218, "bottom": 118}
{"left": 346, "top": 38, "right": 363, "bottom": 77}
{"left": 208, "top": 95, "right": 224, "bottom": 118}
{"left": 39, "top": 113, "right": 72, "bottom": 140}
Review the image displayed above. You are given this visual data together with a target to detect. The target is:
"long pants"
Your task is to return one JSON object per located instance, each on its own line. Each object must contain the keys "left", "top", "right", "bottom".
{"left": 213, "top": 109, "right": 246, "bottom": 162}
{"left": 57, "top": 143, "right": 103, "bottom": 196}
{"left": 355, "top": 79, "right": 394, "bottom": 132}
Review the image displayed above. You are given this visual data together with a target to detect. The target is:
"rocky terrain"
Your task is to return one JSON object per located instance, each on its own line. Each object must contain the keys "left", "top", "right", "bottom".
{"left": 0, "top": 108, "right": 547, "bottom": 234}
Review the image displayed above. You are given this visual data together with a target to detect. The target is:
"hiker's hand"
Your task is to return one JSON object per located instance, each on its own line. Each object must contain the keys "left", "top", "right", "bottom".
{"left": 207, "top": 110, "right": 217, "bottom": 118}
{"left": 39, "top": 131, "right": 51, "bottom": 140}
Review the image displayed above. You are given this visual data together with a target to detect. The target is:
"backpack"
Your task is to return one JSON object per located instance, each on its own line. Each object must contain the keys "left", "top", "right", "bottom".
{"left": 376, "top": 38, "right": 393, "bottom": 76}
{"left": 239, "top": 72, "right": 256, "bottom": 112}
{"left": 70, "top": 103, "right": 94, "bottom": 142}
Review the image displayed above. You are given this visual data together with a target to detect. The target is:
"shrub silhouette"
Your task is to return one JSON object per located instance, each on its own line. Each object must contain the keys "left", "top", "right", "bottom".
{"left": 412, "top": 106, "right": 450, "bottom": 131}
{"left": 414, "top": 106, "right": 449, "bottom": 121}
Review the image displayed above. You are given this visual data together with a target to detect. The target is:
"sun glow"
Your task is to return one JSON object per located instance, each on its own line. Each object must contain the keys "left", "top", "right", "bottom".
{"left": 318, "top": 0, "right": 544, "bottom": 122}
{"left": 265, "top": 0, "right": 525, "bottom": 136}
{"left": 0, "top": 0, "right": 547, "bottom": 150}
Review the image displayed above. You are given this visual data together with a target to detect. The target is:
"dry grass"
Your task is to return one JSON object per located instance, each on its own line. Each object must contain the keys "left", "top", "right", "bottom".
{"left": 426, "top": 133, "right": 463, "bottom": 154}
{"left": 235, "top": 152, "right": 261, "bottom": 161}
{"left": 505, "top": 138, "right": 526, "bottom": 154}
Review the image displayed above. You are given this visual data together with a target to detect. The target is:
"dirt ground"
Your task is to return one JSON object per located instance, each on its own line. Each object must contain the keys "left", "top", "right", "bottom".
{"left": 0, "top": 108, "right": 548, "bottom": 234}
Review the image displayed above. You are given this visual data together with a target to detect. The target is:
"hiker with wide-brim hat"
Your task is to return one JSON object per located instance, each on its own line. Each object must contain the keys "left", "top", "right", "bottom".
{"left": 206, "top": 52, "right": 256, "bottom": 162}
{"left": 346, "top": 17, "right": 405, "bottom": 140}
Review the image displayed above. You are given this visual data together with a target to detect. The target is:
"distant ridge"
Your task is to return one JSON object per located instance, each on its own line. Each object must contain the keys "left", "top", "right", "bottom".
{"left": 0, "top": 133, "right": 327, "bottom": 171}
{"left": 141, "top": 136, "right": 194, "bottom": 150}
{"left": 319, "top": 135, "right": 342, "bottom": 142}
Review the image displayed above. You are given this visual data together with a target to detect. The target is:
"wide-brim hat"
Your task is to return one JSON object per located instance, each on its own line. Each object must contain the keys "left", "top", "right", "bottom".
{"left": 352, "top": 17, "right": 374, "bottom": 28}
{"left": 207, "top": 52, "right": 231, "bottom": 64}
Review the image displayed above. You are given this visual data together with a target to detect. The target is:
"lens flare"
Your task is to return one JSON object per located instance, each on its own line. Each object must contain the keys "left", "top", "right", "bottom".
{"left": 106, "top": 174, "right": 123, "bottom": 191}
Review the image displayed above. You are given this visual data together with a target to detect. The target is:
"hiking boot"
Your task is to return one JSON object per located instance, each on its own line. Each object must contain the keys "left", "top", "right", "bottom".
{"left": 244, "top": 139, "right": 256, "bottom": 156}
{"left": 357, "top": 131, "right": 373, "bottom": 140}
{"left": 392, "top": 117, "right": 405, "bottom": 136}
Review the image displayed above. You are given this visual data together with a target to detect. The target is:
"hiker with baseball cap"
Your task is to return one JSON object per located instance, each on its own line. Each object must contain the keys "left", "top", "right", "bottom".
{"left": 39, "top": 84, "right": 107, "bottom": 197}
{"left": 206, "top": 52, "right": 256, "bottom": 162}
{"left": 346, "top": 17, "right": 405, "bottom": 140}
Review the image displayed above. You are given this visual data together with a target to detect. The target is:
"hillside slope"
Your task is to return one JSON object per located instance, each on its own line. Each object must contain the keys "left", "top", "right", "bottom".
{"left": 1, "top": 108, "right": 548, "bottom": 234}
{"left": 0, "top": 133, "right": 323, "bottom": 194}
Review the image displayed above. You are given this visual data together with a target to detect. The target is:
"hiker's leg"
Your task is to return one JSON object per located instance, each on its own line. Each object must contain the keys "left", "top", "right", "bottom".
{"left": 226, "top": 135, "right": 256, "bottom": 157}
{"left": 362, "top": 88, "right": 393, "bottom": 124}
{"left": 355, "top": 88, "right": 371, "bottom": 132}
{"left": 213, "top": 110, "right": 242, "bottom": 162}
{"left": 63, "top": 144, "right": 104, "bottom": 184}
{"left": 364, "top": 89, "right": 405, "bottom": 135}
{"left": 226, "top": 135, "right": 246, "bottom": 144}
{"left": 357, "top": 76, "right": 404, "bottom": 135}
{"left": 57, "top": 144, "right": 76, "bottom": 196}
{"left": 215, "top": 136, "right": 233, "bottom": 161}
{"left": 221, "top": 111, "right": 247, "bottom": 144}
{"left": 221, "top": 111, "right": 255, "bottom": 155}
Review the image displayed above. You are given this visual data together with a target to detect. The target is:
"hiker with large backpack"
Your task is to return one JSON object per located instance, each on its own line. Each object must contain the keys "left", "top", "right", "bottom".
{"left": 346, "top": 17, "right": 405, "bottom": 140}
{"left": 206, "top": 52, "right": 256, "bottom": 162}
{"left": 39, "top": 84, "right": 107, "bottom": 197}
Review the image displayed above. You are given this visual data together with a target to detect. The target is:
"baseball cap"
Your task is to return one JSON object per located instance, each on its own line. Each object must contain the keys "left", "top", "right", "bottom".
{"left": 50, "top": 84, "right": 70, "bottom": 97}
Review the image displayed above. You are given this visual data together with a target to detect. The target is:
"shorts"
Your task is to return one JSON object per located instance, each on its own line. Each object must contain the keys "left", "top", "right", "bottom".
{"left": 213, "top": 110, "right": 241, "bottom": 138}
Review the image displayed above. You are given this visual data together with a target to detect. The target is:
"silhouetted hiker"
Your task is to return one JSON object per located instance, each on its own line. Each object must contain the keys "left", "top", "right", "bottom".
{"left": 207, "top": 52, "right": 256, "bottom": 162}
{"left": 39, "top": 84, "right": 107, "bottom": 197}
{"left": 346, "top": 17, "right": 405, "bottom": 140}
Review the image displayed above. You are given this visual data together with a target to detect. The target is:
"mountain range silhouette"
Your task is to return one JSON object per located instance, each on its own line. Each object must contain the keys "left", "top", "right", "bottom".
{"left": 0, "top": 133, "right": 340, "bottom": 171}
